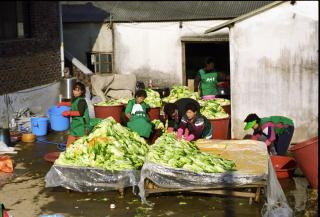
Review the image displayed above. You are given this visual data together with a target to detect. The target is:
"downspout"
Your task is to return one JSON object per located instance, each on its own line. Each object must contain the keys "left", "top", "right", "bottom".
{"left": 58, "top": 1, "right": 64, "bottom": 77}
{"left": 110, "top": 14, "right": 115, "bottom": 74}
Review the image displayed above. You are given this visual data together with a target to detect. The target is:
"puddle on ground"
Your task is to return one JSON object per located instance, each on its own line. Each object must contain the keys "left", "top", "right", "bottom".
{"left": 0, "top": 132, "right": 318, "bottom": 217}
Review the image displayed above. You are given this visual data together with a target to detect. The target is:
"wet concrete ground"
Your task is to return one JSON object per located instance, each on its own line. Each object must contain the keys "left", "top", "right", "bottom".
{"left": 0, "top": 132, "right": 318, "bottom": 217}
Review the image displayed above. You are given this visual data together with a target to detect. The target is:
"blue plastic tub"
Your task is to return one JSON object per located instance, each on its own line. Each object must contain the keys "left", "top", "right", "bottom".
{"left": 48, "top": 106, "right": 70, "bottom": 131}
{"left": 31, "top": 117, "right": 49, "bottom": 136}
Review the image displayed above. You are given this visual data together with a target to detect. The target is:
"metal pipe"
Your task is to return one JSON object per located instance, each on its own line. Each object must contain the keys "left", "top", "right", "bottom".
{"left": 58, "top": 1, "right": 64, "bottom": 77}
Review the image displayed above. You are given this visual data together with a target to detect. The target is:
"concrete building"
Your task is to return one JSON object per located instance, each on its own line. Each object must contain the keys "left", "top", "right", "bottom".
{"left": 62, "top": 1, "right": 271, "bottom": 86}
{"left": 205, "top": 1, "right": 318, "bottom": 142}
{"left": 0, "top": 1, "right": 61, "bottom": 118}
{"left": 62, "top": 1, "right": 318, "bottom": 142}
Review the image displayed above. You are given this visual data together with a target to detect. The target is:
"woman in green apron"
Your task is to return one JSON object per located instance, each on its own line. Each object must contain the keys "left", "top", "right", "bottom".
{"left": 194, "top": 57, "right": 228, "bottom": 99}
{"left": 244, "top": 113, "right": 294, "bottom": 155}
{"left": 59, "top": 82, "right": 90, "bottom": 147}
{"left": 125, "top": 90, "right": 153, "bottom": 139}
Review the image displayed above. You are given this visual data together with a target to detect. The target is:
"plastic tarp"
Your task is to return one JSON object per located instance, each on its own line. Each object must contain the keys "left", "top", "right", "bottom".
{"left": 261, "top": 158, "right": 293, "bottom": 217}
{"left": 138, "top": 139, "right": 293, "bottom": 217}
{"left": 45, "top": 164, "right": 140, "bottom": 192}
{"left": 138, "top": 139, "right": 269, "bottom": 203}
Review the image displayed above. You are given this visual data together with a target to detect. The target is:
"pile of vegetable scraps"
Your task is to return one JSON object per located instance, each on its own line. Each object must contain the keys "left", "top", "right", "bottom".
{"left": 200, "top": 100, "right": 229, "bottom": 120}
{"left": 56, "top": 117, "right": 149, "bottom": 171}
{"left": 162, "top": 86, "right": 200, "bottom": 103}
{"left": 145, "top": 88, "right": 162, "bottom": 108}
{"left": 146, "top": 133, "right": 236, "bottom": 173}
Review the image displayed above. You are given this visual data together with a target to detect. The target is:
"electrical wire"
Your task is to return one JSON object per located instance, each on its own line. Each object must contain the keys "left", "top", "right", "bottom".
{"left": 15, "top": 82, "right": 59, "bottom": 94}
{"left": 36, "top": 137, "right": 66, "bottom": 151}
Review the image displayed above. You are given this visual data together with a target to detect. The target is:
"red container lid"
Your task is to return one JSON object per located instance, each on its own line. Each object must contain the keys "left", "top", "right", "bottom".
{"left": 289, "top": 137, "right": 318, "bottom": 152}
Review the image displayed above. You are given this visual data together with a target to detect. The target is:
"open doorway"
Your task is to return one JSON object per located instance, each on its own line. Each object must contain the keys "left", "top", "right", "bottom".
{"left": 184, "top": 41, "right": 230, "bottom": 99}
{"left": 183, "top": 41, "right": 231, "bottom": 139}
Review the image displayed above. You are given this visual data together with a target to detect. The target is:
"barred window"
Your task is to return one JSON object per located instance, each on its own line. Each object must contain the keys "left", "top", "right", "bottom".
{"left": 0, "top": 1, "right": 31, "bottom": 40}
{"left": 88, "top": 52, "right": 113, "bottom": 74}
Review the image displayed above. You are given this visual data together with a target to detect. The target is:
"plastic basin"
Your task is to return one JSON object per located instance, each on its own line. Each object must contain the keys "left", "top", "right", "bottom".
{"left": 289, "top": 137, "right": 318, "bottom": 189}
{"left": 148, "top": 107, "right": 160, "bottom": 121}
{"left": 270, "top": 155, "right": 297, "bottom": 179}
{"left": 222, "top": 105, "right": 231, "bottom": 116}
{"left": 44, "top": 152, "right": 61, "bottom": 163}
{"left": 94, "top": 105, "right": 124, "bottom": 123}
{"left": 48, "top": 106, "right": 70, "bottom": 131}
{"left": 31, "top": 117, "right": 48, "bottom": 136}
{"left": 209, "top": 117, "right": 230, "bottom": 140}
{"left": 202, "top": 95, "right": 216, "bottom": 100}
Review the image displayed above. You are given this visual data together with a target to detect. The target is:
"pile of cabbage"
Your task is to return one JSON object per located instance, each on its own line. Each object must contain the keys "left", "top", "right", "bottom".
{"left": 56, "top": 117, "right": 149, "bottom": 171}
{"left": 162, "top": 86, "right": 200, "bottom": 103}
{"left": 198, "top": 98, "right": 230, "bottom": 107}
{"left": 146, "top": 133, "right": 236, "bottom": 173}
{"left": 95, "top": 98, "right": 130, "bottom": 106}
{"left": 200, "top": 100, "right": 229, "bottom": 120}
{"left": 145, "top": 88, "right": 162, "bottom": 108}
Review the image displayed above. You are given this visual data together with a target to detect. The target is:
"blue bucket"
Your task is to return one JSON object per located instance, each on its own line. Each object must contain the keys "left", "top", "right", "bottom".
{"left": 31, "top": 117, "right": 49, "bottom": 136}
{"left": 48, "top": 106, "right": 70, "bottom": 131}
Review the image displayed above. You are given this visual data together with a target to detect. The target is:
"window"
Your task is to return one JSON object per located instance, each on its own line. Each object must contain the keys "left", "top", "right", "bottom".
{"left": 88, "top": 52, "right": 113, "bottom": 74}
{"left": 0, "top": 1, "right": 31, "bottom": 40}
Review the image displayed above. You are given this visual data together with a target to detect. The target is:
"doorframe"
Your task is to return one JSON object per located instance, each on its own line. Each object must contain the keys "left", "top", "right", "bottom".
{"left": 181, "top": 37, "right": 229, "bottom": 86}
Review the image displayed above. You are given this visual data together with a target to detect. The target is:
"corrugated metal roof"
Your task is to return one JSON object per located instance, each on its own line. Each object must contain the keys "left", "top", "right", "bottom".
{"left": 62, "top": 1, "right": 274, "bottom": 23}
{"left": 62, "top": 3, "right": 110, "bottom": 23}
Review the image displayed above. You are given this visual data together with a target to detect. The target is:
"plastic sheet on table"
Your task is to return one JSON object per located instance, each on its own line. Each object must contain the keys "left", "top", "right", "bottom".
{"left": 196, "top": 139, "right": 269, "bottom": 176}
{"left": 138, "top": 161, "right": 267, "bottom": 204}
{"left": 261, "top": 157, "right": 293, "bottom": 217}
{"left": 45, "top": 164, "right": 140, "bottom": 192}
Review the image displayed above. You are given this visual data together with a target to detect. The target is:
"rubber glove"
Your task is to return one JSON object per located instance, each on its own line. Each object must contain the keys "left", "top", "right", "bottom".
{"left": 167, "top": 127, "right": 174, "bottom": 133}
{"left": 177, "top": 128, "right": 183, "bottom": 139}
{"left": 62, "top": 110, "right": 80, "bottom": 117}
{"left": 57, "top": 102, "right": 71, "bottom": 107}
{"left": 185, "top": 134, "right": 195, "bottom": 141}
{"left": 265, "top": 139, "right": 272, "bottom": 146}
{"left": 184, "top": 128, "right": 189, "bottom": 138}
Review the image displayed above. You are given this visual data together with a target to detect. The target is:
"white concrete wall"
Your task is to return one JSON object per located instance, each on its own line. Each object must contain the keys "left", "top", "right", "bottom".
{"left": 0, "top": 82, "right": 60, "bottom": 126}
{"left": 113, "top": 20, "right": 229, "bottom": 87}
{"left": 229, "top": 1, "right": 318, "bottom": 142}
{"left": 64, "top": 23, "right": 113, "bottom": 65}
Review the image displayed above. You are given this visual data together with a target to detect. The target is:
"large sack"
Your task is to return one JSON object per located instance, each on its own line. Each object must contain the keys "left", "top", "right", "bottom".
{"left": 105, "top": 74, "right": 136, "bottom": 94}
{"left": 91, "top": 74, "right": 114, "bottom": 101}
{"left": 106, "top": 90, "right": 133, "bottom": 99}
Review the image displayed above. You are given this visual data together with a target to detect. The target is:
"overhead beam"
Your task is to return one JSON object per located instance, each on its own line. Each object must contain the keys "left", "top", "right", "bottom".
{"left": 204, "top": 1, "right": 285, "bottom": 34}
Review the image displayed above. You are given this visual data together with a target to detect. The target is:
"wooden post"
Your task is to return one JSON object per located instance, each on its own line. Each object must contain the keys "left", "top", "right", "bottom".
{"left": 254, "top": 187, "right": 261, "bottom": 202}
{"left": 187, "top": 79, "right": 194, "bottom": 92}
{"left": 118, "top": 188, "right": 124, "bottom": 198}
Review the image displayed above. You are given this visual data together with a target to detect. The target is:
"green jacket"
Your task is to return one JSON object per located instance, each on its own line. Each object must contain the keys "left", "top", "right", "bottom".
{"left": 70, "top": 97, "right": 90, "bottom": 137}
{"left": 260, "top": 116, "right": 294, "bottom": 136}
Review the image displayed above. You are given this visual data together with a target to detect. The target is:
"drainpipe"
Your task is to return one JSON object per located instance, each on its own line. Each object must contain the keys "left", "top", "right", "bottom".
{"left": 58, "top": 1, "right": 64, "bottom": 77}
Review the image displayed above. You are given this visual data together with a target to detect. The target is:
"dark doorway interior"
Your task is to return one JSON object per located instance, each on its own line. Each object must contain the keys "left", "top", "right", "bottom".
{"left": 185, "top": 42, "right": 230, "bottom": 81}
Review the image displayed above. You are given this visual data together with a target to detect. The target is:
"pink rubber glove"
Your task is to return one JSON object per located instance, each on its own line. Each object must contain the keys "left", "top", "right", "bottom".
{"left": 185, "top": 134, "right": 195, "bottom": 141}
{"left": 265, "top": 139, "right": 272, "bottom": 146}
{"left": 177, "top": 128, "right": 183, "bottom": 139}
{"left": 167, "top": 127, "right": 174, "bottom": 133}
{"left": 184, "top": 128, "right": 189, "bottom": 138}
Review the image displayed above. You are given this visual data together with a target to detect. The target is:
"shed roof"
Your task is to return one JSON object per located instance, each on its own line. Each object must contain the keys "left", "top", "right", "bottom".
{"left": 62, "top": 1, "right": 274, "bottom": 23}
{"left": 62, "top": 3, "right": 110, "bottom": 23}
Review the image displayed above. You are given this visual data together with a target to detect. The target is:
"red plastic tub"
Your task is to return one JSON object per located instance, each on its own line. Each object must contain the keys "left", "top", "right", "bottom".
{"left": 289, "top": 136, "right": 318, "bottom": 189}
{"left": 222, "top": 105, "right": 231, "bottom": 116}
{"left": 270, "top": 155, "right": 297, "bottom": 179}
{"left": 148, "top": 107, "right": 160, "bottom": 121}
{"left": 209, "top": 117, "right": 230, "bottom": 140}
{"left": 94, "top": 105, "right": 124, "bottom": 123}
{"left": 44, "top": 152, "right": 61, "bottom": 163}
